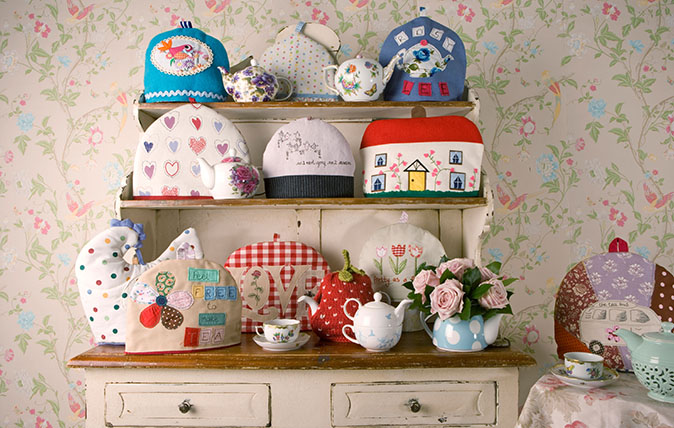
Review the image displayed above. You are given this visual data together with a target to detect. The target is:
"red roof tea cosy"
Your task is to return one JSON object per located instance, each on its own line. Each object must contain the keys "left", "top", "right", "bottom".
{"left": 361, "top": 116, "right": 483, "bottom": 197}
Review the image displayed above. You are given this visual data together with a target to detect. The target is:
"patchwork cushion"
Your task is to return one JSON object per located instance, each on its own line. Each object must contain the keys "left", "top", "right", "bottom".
{"left": 133, "top": 104, "right": 250, "bottom": 199}
{"left": 75, "top": 220, "right": 203, "bottom": 344}
{"left": 125, "top": 259, "right": 241, "bottom": 354}
{"left": 225, "top": 233, "right": 330, "bottom": 332}
{"left": 554, "top": 238, "right": 674, "bottom": 371}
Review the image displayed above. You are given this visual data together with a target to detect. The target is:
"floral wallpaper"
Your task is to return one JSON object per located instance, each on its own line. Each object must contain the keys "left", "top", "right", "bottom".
{"left": 0, "top": 0, "right": 672, "bottom": 426}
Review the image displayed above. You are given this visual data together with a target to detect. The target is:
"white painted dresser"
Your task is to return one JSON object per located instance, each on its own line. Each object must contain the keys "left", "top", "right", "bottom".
{"left": 68, "top": 94, "right": 536, "bottom": 427}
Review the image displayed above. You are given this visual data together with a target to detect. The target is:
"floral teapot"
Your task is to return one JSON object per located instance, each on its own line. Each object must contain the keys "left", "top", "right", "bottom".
{"left": 197, "top": 157, "right": 260, "bottom": 199}
{"left": 298, "top": 250, "right": 374, "bottom": 342}
{"left": 218, "top": 59, "right": 293, "bottom": 102}
{"left": 342, "top": 292, "right": 412, "bottom": 352}
{"left": 322, "top": 55, "right": 400, "bottom": 101}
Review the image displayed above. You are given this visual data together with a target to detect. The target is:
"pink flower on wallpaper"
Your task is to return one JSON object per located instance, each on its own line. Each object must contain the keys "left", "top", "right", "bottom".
{"left": 519, "top": 116, "right": 536, "bottom": 137}
{"left": 349, "top": 0, "right": 369, "bottom": 7}
{"left": 564, "top": 422, "right": 588, "bottom": 428}
{"left": 35, "top": 416, "right": 54, "bottom": 428}
{"left": 4, "top": 150, "right": 13, "bottom": 163}
{"left": 601, "top": 2, "right": 620, "bottom": 21}
{"left": 575, "top": 138, "right": 586, "bottom": 151}
{"left": 311, "top": 8, "right": 329, "bottom": 25}
{"left": 88, "top": 126, "right": 103, "bottom": 147}
{"left": 609, "top": 207, "right": 627, "bottom": 227}
{"left": 4, "top": 348, "right": 14, "bottom": 362}
{"left": 457, "top": 4, "right": 475, "bottom": 22}
{"left": 170, "top": 14, "right": 184, "bottom": 27}
{"left": 666, "top": 115, "right": 674, "bottom": 137}
{"left": 523, "top": 324, "right": 540, "bottom": 346}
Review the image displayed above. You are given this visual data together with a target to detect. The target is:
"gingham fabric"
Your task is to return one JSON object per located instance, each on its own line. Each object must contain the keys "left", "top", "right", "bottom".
{"left": 224, "top": 233, "right": 329, "bottom": 332}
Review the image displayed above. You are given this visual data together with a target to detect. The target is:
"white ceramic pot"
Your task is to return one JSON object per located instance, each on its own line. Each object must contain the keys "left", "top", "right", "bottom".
{"left": 341, "top": 292, "right": 411, "bottom": 351}
{"left": 322, "top": 55, "right": 399, "bottom": 101}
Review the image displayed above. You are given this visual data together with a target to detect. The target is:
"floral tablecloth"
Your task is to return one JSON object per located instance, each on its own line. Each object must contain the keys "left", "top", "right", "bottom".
{"left": 516, "top": 372, "right": 674, "bottom": 428}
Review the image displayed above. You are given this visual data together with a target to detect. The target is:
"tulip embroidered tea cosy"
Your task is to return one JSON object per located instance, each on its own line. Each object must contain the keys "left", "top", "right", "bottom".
{"left": 379, "top": 8, "right": 466, "bottom": 101}
{"left": 75, "top": 220, "right": 203, "bottom": 345}
{"left": 554, "top": 238, "right": 674, "bottom": 371}
{"left": 133, "top": 103, "right": 251, "bottom": 199}
{"left": 263, "top": 117, "right": 355, "bottom": 198}
{"left": 144, "top": 21, "right": 229, "bottom": 103}
{"left": 224, "top": 233, "right": 330, "bottom": 332}
{"left": 360, "top": 116, "right": 483, "bottom": 197}
{"left": 125, "top": 259, "right": 241, "bottom": 354}
{"left": 359, "top": 222, "right": 446, "bottom": 301}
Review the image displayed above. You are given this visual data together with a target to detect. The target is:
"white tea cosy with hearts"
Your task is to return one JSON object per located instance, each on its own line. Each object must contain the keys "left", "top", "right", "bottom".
{"left": 75, "top": 219, "right": 203, "bottom": 344}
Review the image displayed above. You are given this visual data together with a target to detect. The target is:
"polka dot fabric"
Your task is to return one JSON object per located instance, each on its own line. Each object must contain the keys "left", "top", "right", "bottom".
{"left": 260, "top": 22, "right": 338, "bottom": 102}
{"left": 554, "top": 238, "right": 674, "bottom": 371}
{"left": 75, "top": 224, "right": 203, "bottom": 345}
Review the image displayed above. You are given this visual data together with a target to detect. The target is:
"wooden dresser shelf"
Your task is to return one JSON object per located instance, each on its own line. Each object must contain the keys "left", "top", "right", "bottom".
{"left": 68, "top": 331, "right": 535, "bottom": 371}
{"left": 118, "top": 196, "right": 488, "bottom": 210}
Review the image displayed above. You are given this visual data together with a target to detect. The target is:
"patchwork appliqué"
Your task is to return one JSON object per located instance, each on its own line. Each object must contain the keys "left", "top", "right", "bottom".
{"left": 131, "top": 271, "right": 194, "bottom": 330}
{"left": 150, "top": 36, "right": 213, "bottom": 77}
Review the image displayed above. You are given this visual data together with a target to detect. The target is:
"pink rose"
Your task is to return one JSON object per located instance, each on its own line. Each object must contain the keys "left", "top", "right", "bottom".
{"left": 479, "top": 266, "right": 498, "bottom": 281}
{"left": 436, "top": 258, "right": 475, "bottom": 280}
{"left": 412, "top": 270, "right": 440, "bottom": 302}
{"left": 430, "top": 279, "right": 465, "bottom": 320}
{"left": 477, "top": 279, "right": 509, "bottom": 309}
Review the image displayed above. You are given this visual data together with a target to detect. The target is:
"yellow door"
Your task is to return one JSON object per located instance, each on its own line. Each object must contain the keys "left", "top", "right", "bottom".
{"left": 408, "top": 171, "right": 426, "bottom": 191}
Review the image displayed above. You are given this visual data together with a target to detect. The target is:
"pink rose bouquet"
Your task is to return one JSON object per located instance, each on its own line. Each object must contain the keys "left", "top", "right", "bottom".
{"left": 402, "top": 257, "right": 515, "bottom": 321}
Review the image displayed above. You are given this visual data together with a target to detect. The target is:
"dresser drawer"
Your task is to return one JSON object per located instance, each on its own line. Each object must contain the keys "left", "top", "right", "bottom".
{"left": 331, "top": 381, "right": 496, "bottom": 426}
{"left": 104, "top": 382, "right": 270, "bottom": 427}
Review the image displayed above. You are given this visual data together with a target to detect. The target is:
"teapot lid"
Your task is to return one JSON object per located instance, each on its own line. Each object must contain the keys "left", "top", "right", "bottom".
{"left": 363, "top": 292, "right": 393, "bottom": 310}
{"left": 643, "top": 322, "right": 674, "bottom": 344}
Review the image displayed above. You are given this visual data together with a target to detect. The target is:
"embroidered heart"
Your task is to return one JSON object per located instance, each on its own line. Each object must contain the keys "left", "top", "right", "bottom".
{"left": 189, "top": 137, "right": 206, "bottom": 155}
{"left": 164, "top": 160, "right": 180, "bottom": 177}
{"left": 191, "top": 116, "right": 202, "bottom": 131}
{"left": 237, "top": 139, "right": 249, "bottom": 155}
{"left": 167, "top": 139, "right": 179, "bottom": 153}
{"left": 213, "top": 120, "right": 223, "bottom": 133}
{"left": 163, "top": 115, "right": 177, "bottom": 130}
{"left": 216, "top": 142, "right": 229, "bottom": 155}
{"left": 161, "top": 185, "right": 179, "bottom": 196}
{"left": 190, "top": 190, "right": 200, "bottom": 197}
{"left": 143, "top": 141, "right": 153, "bottom": 153}
{"left": 143, "top": 162, "right": 155, "bottom": 179}
{"left": 191, "top": 161, "right": 201, "bottom": 177}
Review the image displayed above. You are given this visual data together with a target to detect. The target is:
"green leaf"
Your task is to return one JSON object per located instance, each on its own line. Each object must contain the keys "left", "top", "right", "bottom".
{"left": 439, "top": 268, "right": 456, "bottom": 283}
{"left": 463, "top": 267, "right": 482, "bottom": 287}
{"left": 471, "top": 282, "right": 494, "bottom": 300}
{"left": 485, "top": 261, "right": 501, "bottom": 275}
{"left": 561, "top": 55, "right": 573, "bottom": 66}
{"left": 502, "top": 277, "right": 517, "bottom": 287}
{"left": 458, "top": 296, "right": 472, "bottom": 320}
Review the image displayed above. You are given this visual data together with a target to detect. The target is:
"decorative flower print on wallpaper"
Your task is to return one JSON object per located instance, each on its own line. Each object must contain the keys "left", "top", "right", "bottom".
{"left": 0, "top": 1, "right": 673, "bottom": 426}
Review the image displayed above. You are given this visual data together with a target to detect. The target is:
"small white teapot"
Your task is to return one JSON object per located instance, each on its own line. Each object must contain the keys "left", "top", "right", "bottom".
{"left": 342, "top": 292, "right": 412, "bottom": 352}
{"left": 322, "top": 55, "right": 400, "bottom": 101}
{"left": 197, "top": 157, "right": 260, "bottom": 199}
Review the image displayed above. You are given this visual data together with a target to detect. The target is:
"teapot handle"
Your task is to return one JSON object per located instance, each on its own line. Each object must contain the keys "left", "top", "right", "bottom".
{"left": 342, "top": 324, "right": 359, "bottom": 344}
{"left": 322, "top": 65, "right": 339, "bottom": 95}
{"left": 275, "top": 77, "right": 294, "bottom": 101}
{"left": 343, "top": 297, "right": 362, "bottom": 321}
{"left": 420, "top": 312, "right": 435, "bottom": 339}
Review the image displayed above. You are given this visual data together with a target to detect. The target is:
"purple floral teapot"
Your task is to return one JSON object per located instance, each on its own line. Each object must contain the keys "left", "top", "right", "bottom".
{"left": 219, "top": 59, "right": 293, "bottom": 102}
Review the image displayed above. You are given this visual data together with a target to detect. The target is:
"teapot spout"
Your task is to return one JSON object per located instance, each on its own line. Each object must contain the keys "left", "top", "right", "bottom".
{"left": 484, "top": 313, "right": 504, "bottom": 345}
{"left": 394, "top": 299, "right": 413, "bottom": 324}
{"left": 218, "top": 66, "right": 234, "bottom": 95}
{"left": 382, "top": 54, "right": 402, "bottom": 85}
{"left": 197, "top": 157, "right": 215, "bottom": 190}
{"left": 298, "top": 295, "right": 319, "bottom": 318}
{"left": 615, "top": 328, "right": 643, "bottom": 352}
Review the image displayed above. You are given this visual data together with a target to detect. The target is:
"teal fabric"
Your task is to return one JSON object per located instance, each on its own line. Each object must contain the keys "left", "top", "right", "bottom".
{"left": 144, "top": 26, "right": 229, "bottom": 103}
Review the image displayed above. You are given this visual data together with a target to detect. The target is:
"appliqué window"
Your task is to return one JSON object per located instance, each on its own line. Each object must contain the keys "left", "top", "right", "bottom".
{"left": 449, "top": 150, "right": 463, "bottom": 165}
{"left": 439, "top": 82, "right": 450, "bottom": 96}
{"left": 374, "top": 153, "right": 387, "bottom": 167}
{"left": 450, "top": 172, "right": 466, "bottom": 190}
{"left": 419, "top": 83, "right": 432, "bottom": 96}
{"left": 371, "top": 174, "right": 386, "bottom": 192}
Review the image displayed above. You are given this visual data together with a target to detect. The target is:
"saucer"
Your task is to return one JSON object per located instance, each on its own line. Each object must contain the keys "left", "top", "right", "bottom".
{"left": 253, "top": 332, "right": 310, "bottom": 351}
{"left": 550, "top": 363, "right": 619, "bottom": 389}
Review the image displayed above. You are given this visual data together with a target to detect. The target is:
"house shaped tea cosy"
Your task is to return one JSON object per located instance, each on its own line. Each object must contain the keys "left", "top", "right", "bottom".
{"left": 360, "top": 116, "right": 483, "bottom": 197}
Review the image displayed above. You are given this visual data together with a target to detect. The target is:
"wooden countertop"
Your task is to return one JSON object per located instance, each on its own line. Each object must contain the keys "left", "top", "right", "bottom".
{"left": 68, "top": 331, "right": 536, "bottom": 370}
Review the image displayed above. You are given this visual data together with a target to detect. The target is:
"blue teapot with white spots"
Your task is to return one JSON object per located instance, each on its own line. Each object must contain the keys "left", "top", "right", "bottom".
{"left": 421, "top": 313, "right": 504, "bottom": 352}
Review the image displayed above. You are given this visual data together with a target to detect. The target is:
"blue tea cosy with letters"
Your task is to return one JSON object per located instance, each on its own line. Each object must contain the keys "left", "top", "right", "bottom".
{"left": 144, "top": 21, "right": 229, "bottom": 103}
{"left": 379, "top": 11, "right": 466, "bottom": 102}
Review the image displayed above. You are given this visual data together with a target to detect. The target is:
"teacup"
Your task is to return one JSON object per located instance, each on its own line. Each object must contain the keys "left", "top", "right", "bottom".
{"left": 564, "top": 352, "right": 604, "bottom": 380}
{"left": 255, "top": 319, "right": 300, "bottom": 343}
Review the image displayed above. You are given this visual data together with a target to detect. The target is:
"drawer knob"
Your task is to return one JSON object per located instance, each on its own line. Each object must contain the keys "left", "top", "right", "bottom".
{"left": 178, "top": 399, "right": 192, "bottom": 414}
{"left": 407, "top": 398, "right": 421, "bottom": 413}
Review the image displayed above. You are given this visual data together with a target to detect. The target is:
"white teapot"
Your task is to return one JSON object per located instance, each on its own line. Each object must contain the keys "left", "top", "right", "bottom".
{"left": 322, "top": 55, "right": 400, "bottom": 101}
{"left": 197, "top": 157, "right": 260, "bottom": 199}
{"left": 342, "top": 292, "right": 412, "bottom": 352}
